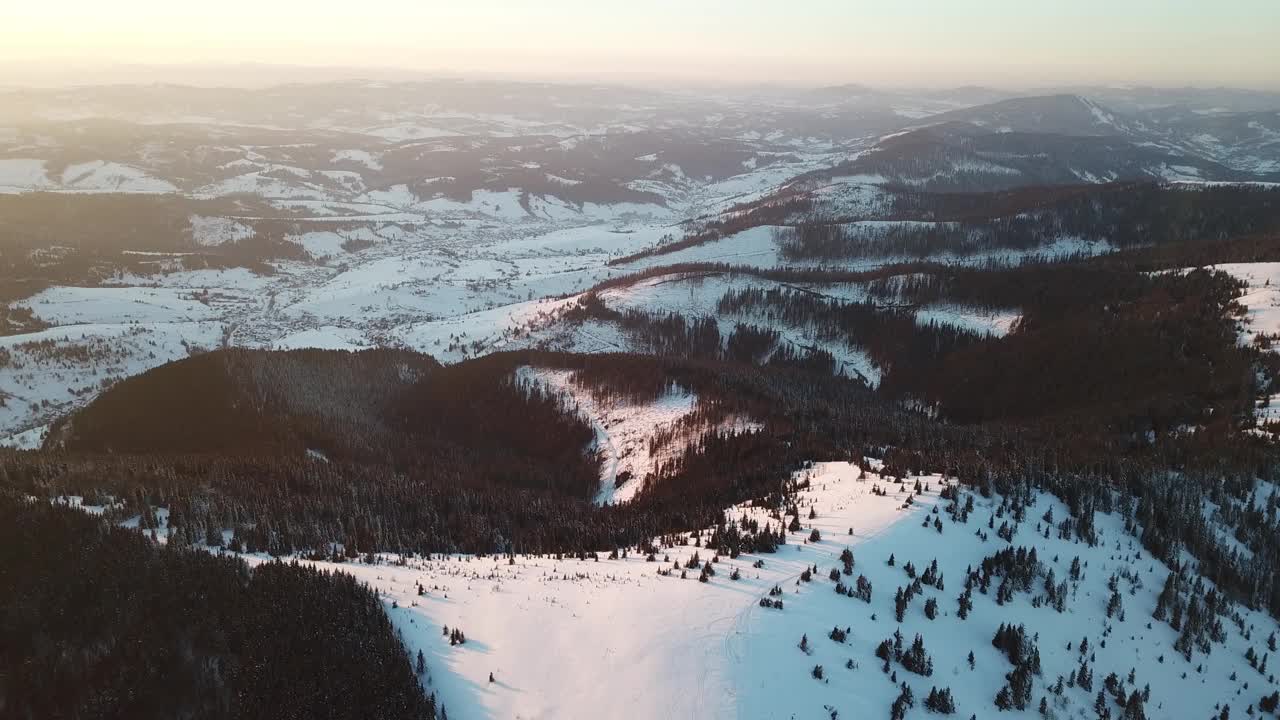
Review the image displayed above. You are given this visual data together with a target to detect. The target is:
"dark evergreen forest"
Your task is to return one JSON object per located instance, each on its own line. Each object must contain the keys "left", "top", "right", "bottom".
{"left": 0, "top": 495, "right": 437, "bottom": 720}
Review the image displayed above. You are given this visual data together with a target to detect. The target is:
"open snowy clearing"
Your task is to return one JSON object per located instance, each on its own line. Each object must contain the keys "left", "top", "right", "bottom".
{"left": 0, "top": 423, "right": 48, "bottom": 450}
{"left": 21, "top": 286, "right": 239, "bottom": 326}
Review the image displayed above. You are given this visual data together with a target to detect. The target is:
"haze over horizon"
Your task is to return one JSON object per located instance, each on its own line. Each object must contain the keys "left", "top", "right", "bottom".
{"left": 6, "top": 0, "right": 1279, "bottom": 90}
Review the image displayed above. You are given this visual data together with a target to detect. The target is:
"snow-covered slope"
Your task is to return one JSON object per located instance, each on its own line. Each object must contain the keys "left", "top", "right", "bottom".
{"left": 189, "top": 460, "right": 1280, "bottom": 720}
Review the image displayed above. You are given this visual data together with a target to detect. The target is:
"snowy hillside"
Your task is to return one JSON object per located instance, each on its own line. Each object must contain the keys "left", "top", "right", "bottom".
{"left": 198, "top": 461, "right": 1280, "bottom": 720}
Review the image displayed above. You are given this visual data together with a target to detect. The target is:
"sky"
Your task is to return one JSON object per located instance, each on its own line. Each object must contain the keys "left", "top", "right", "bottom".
{"left": 4, "top": 1, "right": 1279, "bottom": 89}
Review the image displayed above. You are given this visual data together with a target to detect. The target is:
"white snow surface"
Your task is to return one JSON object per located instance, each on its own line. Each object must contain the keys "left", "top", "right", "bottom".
{"left": 621, "top": 224, "right": 1112, "bottom": 274}
{"left": 591, "top": 271, "right": 1020, "bottom": 383}
{"left": 0, "top": 159, "right": 176, "bottom": 193}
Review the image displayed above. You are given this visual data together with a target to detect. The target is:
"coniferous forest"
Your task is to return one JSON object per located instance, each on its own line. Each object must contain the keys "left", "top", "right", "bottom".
{"left": 0, "top": 495, "right": 437, "bottom": 720}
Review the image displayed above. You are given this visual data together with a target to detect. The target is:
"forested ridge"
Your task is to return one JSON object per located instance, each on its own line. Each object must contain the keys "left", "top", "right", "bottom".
{"left": 776, "top": 182, "right": 1280, "bottom": 261}
{"left": 608, "top": 181, "right": 1280, "bottom": 266}
{"left": 9, "top": 333, "right": 1280, "bottom": 620}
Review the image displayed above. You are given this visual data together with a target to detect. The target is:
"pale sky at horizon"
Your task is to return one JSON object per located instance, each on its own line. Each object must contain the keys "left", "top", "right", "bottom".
{"left": 5, "top": 1, "right": 1279, "bottom": 89}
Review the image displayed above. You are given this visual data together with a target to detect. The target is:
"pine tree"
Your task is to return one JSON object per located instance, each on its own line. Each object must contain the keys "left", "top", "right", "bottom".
{"left": 1095, "top": 690, "right": 1111, "bottom": 718}
{"left": 1107, "top": 589, "right": 1124, "bottom": 619}
{"left": 995, "top": 686, "right": 1013, "bottom": 711}
{"left": 1121, "top": 690, "right": 1146, "bottom": 720}
{"left": 892, "top": 683, "right": 915, "bottom": 720}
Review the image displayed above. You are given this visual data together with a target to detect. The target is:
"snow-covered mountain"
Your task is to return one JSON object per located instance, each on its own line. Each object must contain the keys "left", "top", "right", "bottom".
{"left": 4, "top": 79, "right": 1280, "bottom": 720}
{"left": 925, "top": 94, "right": 1134, "bottom": 136}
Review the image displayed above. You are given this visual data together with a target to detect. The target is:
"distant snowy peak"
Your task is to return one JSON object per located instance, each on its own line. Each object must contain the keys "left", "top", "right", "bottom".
{"left": 60, "top": 161, "right": 178, "bottom": 193}
{"left": 800, "top": 126, "right": 1242, "bottom": 193}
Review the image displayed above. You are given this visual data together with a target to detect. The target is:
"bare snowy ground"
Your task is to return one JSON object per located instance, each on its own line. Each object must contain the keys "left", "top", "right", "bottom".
{"left": 0, "top": 423, "right": 48, "bottom": 449}
{"left": 215, "top": 463, "right": 926, "bottom": 720}
{"left": 0, "top": 142, "right": 1045, "bottom": 437}
{"left": 597, "top": 272, "right": 883, "bottom": 384}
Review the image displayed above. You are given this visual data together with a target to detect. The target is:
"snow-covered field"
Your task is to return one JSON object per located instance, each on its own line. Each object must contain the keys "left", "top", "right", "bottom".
{"left": 1209, "top": 262, "right": 1280, "bottom": 437}
{"left": 0, "top": 94, "right": 1265, "bottom": 443}
{"left": 0, "top": 159, "right": 820, "bottom": 436}
{"left": 135, "top": 460, "right": 1276, "bottom": 720}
